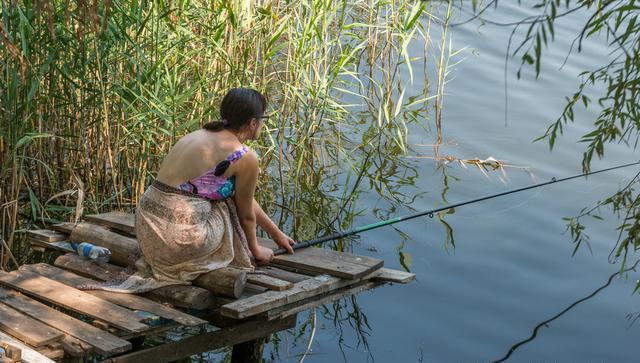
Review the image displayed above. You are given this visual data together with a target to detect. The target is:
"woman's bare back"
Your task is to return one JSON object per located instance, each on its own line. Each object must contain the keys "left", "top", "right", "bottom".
{"left": 155, "top": 130, "right": 244, "bottom": 187}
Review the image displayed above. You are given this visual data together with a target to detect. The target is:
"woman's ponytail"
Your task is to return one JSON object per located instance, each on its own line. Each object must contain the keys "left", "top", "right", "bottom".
{"left": 202, "top": 119, "right": 228, "bottom": 132}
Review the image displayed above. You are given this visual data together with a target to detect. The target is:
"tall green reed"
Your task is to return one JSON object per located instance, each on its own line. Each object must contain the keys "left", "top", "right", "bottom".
{"left": 0, "top": 0, "right": 453, "bottom": 268}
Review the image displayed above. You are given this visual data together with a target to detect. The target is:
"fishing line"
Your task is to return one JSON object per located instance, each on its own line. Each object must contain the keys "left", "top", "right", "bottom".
{"left": 450, "top": 185, "right": 544, "bottom": 220}
{"left": 462, "top": 170, "right": 618, "bottom": 220}
{"left": 274, "top": 161, "right": 640, "bottom": 255}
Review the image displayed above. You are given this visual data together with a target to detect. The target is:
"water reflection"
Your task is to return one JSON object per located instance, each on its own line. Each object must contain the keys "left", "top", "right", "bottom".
{"left": 492, "top": 259, "right": 640, "bottom": 363}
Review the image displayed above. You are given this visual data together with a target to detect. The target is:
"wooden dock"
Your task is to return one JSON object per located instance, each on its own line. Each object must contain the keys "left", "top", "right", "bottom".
{"left": 0, "top": 212, "right": 415, "bottom": 362}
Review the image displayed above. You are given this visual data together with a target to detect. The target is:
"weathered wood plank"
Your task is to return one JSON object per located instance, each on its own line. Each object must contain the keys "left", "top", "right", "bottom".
{"left": 27, "top": 238, "right": 74, "bottom": 254}
{"left": 272, "top": 252, "right": 383, "bottom": 279}
{"left": 372, "top": 268, "right": 416, "bottom": 283}
{"left": 220, "top": 275, "right": 351, "bottom": 319}
{"left": 85, "top": 212, "right": 135, "bottom": 235}
{"left": 21, "top": 264, "right": 206, "bottom": 328}
{"left": 36, "top": 345, "right": 64, "bottom": 360}
{"left": 26, "top": 230, "right": 67, "bottom": 242}
{"left": 58, "top": 335, "right": 94, "bottom": 358}
{"left": 0, "top": 270, "right": 148, "bottom": 333}
{"left": 0, "top": 341, "right": 22, "bottom": 362}
{"left": 257, "top": 266, "right": 310, "bottom": 283}
{"left": 266, "top": 280, "right": 382, "bottom": 320}
{"left": 54, "top": 253, "right": 128, "bottom": 281}
{"left": 220, "top": 266, "right": 400, "bottom": 320}
{"left": 54, "top": 254, "right": 226, "bottom": 309}
{"left": 243, "top": 283, "right": 268, "bottom": 294}
{"left": 100, "top": 315, "right": 296, "bottom": 363}
{"left": 276, "top": 242, "right": 384, "bottom": 269}
{"left": 0, "top": 286, "right": 130, "bottom": 356}
{"left": 52, "top": 222, "right": 75, "bottom": 234}
{"left": 0, "top": 331, "right": 56, "bottom": 363}
{"left": 260, "top": 238, "right": 383, "bottom": 280}
{"left": 0, "top": 302, "right": 63, "bottom": 347}
{"left": 246, "top": 273, "right": 293, "bottom": 291}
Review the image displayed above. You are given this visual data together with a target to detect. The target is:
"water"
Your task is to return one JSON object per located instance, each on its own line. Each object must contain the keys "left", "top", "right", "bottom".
{"left": 265, "top": 3, "right": 640, "bottom": 362}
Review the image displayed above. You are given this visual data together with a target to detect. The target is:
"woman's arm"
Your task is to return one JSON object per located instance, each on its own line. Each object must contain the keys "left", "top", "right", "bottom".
{"left": 233, "top": 151, "right": 273, "bottom": 263}
{"left": 254, "top": 200, "right": 295, "bottom": 254}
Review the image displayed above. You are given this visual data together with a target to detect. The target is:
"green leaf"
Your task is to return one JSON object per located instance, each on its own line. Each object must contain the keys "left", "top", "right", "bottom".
{"left": 523, "top": 53, "right": 534, "bottom": 64}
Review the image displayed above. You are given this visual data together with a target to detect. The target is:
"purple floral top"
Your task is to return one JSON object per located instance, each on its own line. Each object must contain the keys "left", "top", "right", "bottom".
{"left": 178, "top": 145, "right": 250, "bottom": 200}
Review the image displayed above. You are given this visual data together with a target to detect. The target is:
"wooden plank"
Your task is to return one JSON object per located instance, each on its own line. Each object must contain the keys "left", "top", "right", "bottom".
{"left": 246, "top": 273, "right": 293, "bottom": 291}
{"left": 0, "top": 342, "right": 22, "bottom": 362}
{"left": 260, "top": 238, "right": 383, "bottom": 280}
{"left": 220, "top": 275, "right": 351, "bottom": 319}
{"left": 52, "top": 222, "right": 75, "bottom": 234}
{"left": 26, "top": 230, "right": 67, "bottom": 242}
{"left": 372, "top": 268, "right": 416, "bottom": 283}
{"left": 243, "top": 283, "right": 268, "bottom": 294}
{"left": 22, "top": 264, "right": 207, "bottom": 328}
{"left": 0, "top": 270, "right": 148, "bottom": 333}
{"left": 257, "top": 266, "right": 310, "bottom": 283}
{"left": 27, "top": 238, "right": 74, "bottom": 254}
{"left": 85, "top": 212, "right": 135, "bottom": 235}
{"left": 220, "top": 266, "right": 401, "bottom": 320}
{"left": 35, "top": 346, "right": 64, "bottom": 360}
{"left": 270, "top": 256, "right": 379, "bottom": 280}
{"left": 54, "top": 254, "right": 225, "bottom": 309}
{"left": 0, "top": 331, "right": 56, "bottom": 363}
{"left": 260, "top": 237, "right": 384, "bottom": 267}
{"left": 58, "top": 335, "right": 94, "bottom": 358}
{"left": 100, "top": 315, "right": 296, "bottom": 363}
{"left": 0, "top": 286, "right": 130, "bottom": 356}
{"left": 266, "top": 280, "right": 382, "bottom": 320}
{"left": 55, "top": 253, "right": 127, "bottom": 281}
{"left": 0, "top": 302, "right": 63, "bottom": 347}
{"left": 272, "top": 249, "right": 383, "bottom": 277}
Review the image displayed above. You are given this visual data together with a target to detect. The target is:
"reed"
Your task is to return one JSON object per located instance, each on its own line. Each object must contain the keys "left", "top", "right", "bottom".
{"left": 0, "top": 0, "right": 454, "bottom": 268}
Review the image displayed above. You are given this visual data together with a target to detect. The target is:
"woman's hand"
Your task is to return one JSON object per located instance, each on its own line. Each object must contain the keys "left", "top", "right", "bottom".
{"left": 252, "top": 245, "right": 274, "bottom": 265}
{"left": 274, "top": 231, "right": 296, "bottom": 254}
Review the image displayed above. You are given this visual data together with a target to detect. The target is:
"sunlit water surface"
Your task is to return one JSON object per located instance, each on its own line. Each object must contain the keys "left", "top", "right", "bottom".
{"left": 256, "top": 3, "right": 640, "bottom": 362}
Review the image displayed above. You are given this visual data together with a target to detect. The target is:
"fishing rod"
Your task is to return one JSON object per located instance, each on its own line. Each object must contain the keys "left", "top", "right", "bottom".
{"left": 273, "top": 160, "right": 640, "bottom": 255}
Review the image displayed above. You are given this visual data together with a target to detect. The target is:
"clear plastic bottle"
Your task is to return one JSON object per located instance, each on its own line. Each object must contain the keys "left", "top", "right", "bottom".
{"left": 70, "top": 242, "right": 111, "bottom": 263}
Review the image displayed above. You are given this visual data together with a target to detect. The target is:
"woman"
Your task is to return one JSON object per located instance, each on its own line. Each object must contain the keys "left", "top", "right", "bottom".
{"left": 134, "top": 88, "right": 295, "bottom": 285}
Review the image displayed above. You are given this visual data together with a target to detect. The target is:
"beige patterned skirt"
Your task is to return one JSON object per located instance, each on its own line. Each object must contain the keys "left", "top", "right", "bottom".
{"left": 84, "top": 181, "right": 254, "bottom": 293}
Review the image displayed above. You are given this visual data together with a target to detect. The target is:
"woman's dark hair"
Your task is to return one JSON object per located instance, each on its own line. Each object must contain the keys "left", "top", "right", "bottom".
{"left": 203, "top": 88, "right": 267, "bottom": 132}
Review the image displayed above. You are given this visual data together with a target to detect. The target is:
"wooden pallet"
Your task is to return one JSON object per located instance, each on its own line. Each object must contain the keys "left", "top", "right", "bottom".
{"left": 0, "top": 266, "right": 207, "bottom": 360}
{"left": 7, "top": 212, "right": 415, "bottom": 361}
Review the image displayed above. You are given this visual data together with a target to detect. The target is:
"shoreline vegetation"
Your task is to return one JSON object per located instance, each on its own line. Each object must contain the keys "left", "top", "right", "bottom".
{"left": 0, "top": 0, "right": 453, "bottom": 269}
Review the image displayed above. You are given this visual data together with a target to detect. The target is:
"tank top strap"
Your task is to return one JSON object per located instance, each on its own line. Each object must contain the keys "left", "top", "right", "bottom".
{"left": 226, "top": 145, "right": 250, "bottom": 164}
{"left": 212, "top": 145, "right": 250, "bottom": 177}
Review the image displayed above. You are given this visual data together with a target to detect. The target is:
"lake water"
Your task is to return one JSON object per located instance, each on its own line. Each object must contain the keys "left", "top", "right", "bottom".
{"left": 263, "top": 2, "right": 640, "bottom": 362}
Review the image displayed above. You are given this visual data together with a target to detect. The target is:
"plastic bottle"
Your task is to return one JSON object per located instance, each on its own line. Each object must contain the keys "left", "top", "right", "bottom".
{"left": 70, "top": 242, "right": 111, "bottom": 263}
